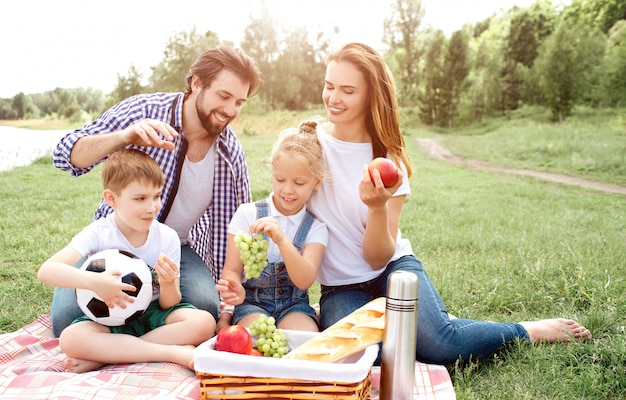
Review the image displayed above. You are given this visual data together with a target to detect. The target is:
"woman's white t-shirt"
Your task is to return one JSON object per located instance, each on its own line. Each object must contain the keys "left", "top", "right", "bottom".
{"left": 308, "top": 124, "right": 413, "bottom": 286}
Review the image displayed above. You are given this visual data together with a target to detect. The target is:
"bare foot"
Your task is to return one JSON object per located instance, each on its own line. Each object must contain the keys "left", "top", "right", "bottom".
{"left": 64, "top": 357, "right": 106, "bottom": 373}
{"left": 172, "top": 344, "right": 196, "bottom": 370}
{"left": 520, "top": 318, "right": 592, "bottom": 343}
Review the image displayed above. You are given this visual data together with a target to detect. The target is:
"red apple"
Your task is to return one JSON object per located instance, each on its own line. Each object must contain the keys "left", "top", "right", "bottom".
{"left": 368, "top": 157, "right": 399, "bottom": 187}
{"left": 215, "top": 325, "right": 253, "bottom": 355}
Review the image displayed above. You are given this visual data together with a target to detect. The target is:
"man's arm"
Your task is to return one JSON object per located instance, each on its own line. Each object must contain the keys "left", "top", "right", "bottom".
{"left": 70, "top": 120, "right": 179, "bottom": 169}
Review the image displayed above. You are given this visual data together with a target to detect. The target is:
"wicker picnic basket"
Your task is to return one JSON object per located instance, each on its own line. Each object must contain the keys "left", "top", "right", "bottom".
{"left": 197, "top": 371, "right": 371, "bottom": 399}
{"left": 194, "top": 330, "right": 378, "bottom": 400}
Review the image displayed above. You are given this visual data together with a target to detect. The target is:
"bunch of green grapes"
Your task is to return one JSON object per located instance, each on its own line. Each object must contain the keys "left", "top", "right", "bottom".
{"left": 249, "top": 315, "right": 289, "bottom": 358}
{"left": 233, "top": 231, "right": 269, "bottom": 279}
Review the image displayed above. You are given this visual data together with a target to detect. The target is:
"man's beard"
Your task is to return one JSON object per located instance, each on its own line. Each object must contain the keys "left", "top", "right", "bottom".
{"left": 196, "top": 92, "right": 230, "bottom": 136}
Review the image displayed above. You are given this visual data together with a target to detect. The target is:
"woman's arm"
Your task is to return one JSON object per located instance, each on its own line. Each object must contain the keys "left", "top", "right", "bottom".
{"left": 360, "top": 166, "right": 405, "bottom": 269}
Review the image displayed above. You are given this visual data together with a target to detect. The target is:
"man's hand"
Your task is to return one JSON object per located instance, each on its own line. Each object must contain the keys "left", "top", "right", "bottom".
{"left": 120, "top": 119, "right": 179, "bottom": 150}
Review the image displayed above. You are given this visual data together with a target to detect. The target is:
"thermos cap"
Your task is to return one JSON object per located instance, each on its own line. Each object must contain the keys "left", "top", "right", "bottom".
{"left": 387, "top": 270, "right": 418, "bottom": 300}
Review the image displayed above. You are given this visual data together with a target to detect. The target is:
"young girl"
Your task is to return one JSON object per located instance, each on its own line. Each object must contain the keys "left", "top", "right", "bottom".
{"left": 309, "top": 42, "right": 592, "bottom": 365}
{"left": 216, "top": 121, "right": 327, "bottom": 332}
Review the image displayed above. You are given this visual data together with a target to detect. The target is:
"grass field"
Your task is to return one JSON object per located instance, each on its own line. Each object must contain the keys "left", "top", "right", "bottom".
{"left": 1, "top": 107, "right": 625, "bottom": 399}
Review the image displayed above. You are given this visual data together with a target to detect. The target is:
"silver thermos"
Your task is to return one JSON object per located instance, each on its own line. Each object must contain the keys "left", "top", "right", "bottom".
{"left": 380, "top": 270, "right": 418, "bottom": 399}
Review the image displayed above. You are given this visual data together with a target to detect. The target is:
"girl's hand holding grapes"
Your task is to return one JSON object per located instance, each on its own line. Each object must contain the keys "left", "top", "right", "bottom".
{"left": 233, "top": 231, "right": 269, "bottom": 279}
{"left": 215, "top": 277, "right": 245, "bottom": 306}
{"left": 249, "top": 217, "right": 286, "bottom": 245}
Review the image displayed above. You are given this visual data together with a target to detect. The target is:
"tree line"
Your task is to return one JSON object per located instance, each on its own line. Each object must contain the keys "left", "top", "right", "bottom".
{"left": 1, "top": 0, "right": 624, "bottom": 126}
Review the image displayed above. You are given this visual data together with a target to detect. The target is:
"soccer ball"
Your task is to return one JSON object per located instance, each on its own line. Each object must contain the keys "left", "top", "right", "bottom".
{"left": 76, "top": 249, "right": 153, "bottom": 326}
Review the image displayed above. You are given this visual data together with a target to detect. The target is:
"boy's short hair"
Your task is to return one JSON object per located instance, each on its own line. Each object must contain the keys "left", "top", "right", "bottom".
{"left": 102, "top": 149, "right": 164, "bottom": 193}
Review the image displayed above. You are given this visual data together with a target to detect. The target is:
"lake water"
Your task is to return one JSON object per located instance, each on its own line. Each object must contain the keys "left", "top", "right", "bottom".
{"left": 0, "top": 126, "right": 69, "bottom": 172}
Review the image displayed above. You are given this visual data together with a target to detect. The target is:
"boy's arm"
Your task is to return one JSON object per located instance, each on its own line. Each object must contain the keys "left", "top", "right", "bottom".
{"left": 38, "top": 247, "right": 137, "bottom": 308}
{"left": 154, "top": 255, "right": 182, "bottom": 309}
{"left": 37, "top": 247, "right": 85, "bottom": 288}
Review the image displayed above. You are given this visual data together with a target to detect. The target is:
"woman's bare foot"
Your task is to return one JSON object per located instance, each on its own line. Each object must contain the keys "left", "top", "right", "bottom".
{"left": 64, "top": 357, "right": 106, "bottom": 373}
{"left": 520, "top": 318, "right": 592, "bottom": 343}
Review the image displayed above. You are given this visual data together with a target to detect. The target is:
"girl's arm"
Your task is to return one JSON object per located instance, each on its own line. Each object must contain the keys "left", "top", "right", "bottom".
{"left": 359, "top": 166, "right": 405, "bottom": 269}
{"left": 251, "top": 217, "right": 323, "bottom": 290}
{"left": 215, "top": 233, "right": 246, "bottom": 305}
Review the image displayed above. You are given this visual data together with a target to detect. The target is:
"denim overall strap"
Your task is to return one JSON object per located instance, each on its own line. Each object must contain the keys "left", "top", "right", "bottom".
{"left": 243, "top": 200, "right": 315, "bottom": 307}
{"left": 254, "top": 199, "right": 315, "bottom": 249}
{"left": 291, "top": 210, "right": 316, "bottom": 251}
{"left": 254, "top": 199, "right": 269, "bottom": 241}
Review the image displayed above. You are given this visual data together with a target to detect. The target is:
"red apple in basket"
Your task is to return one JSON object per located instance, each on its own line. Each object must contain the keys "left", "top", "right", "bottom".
{"left": 215, "top": 325, "right": 253, "bottom": 355}
{"left": 368, "top": 157, "right": 399, "bottom": 187}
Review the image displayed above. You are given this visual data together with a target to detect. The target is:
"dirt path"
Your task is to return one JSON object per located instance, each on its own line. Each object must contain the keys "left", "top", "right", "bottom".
{"left": 416, "top": 138, "right": 626, "bottom": 196}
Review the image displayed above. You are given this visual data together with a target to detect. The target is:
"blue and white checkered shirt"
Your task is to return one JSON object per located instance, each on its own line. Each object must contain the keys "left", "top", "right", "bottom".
{"left": 53, "top": 92, "right": 252, "bottom": 281}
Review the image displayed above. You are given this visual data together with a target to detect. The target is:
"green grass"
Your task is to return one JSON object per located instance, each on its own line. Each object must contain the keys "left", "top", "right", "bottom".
{"left": 429, "top": 106, "right": 626, "bottom": 186}
{"left": 1, "top": 108, "right": 625, "bottom": 399}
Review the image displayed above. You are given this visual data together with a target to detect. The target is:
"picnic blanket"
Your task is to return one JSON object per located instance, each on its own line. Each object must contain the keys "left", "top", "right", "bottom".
{"left": 0, "top": 314, "right": 456, "bottom": 399}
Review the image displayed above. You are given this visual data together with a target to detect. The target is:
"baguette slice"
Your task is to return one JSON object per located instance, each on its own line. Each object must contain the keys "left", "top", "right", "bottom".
{"left": 284, "top": 297, "right": 386, "bottom": 363}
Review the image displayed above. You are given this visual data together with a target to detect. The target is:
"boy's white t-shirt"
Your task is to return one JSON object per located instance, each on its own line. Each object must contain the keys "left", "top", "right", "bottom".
{"left": 308, "top": 124, "right": 413, "bottom": 286}
{"left": 228, "top": 193, "right": 328, "bottom": 265}
{"left": 67, "top": 213, "right": 180, "bottom": 300}
{"left": 68, "top": 213, "right": 181, "bottom": 269}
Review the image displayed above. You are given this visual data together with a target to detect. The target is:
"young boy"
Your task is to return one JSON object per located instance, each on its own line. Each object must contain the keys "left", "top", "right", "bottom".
{"left": 38, "top": 148, "right": 215, "bottom": 373}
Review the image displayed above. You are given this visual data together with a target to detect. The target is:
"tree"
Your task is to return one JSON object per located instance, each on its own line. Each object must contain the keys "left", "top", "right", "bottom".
{"left": 47, "top": 88, "right": 80, "bottom": 120}
{"left": 383, "top": 0, "right": 424, "bottom": 105}
{"left": 599, "top": 20, "right": 626, "bottom": 106}
{"left": 271, "top": 27, "right": 327, "bottom": 110}
{"left": 148, "top": 28, "right": 221, "bottom": 93}
{"left": 467, "top": 29, "right": 505, "bottom": 121}
{"left": 241, "top": 2, "right": 279, "bottom": 110}
{"left": 73, "top": 87, "right": 104, "bottom": 115}
{"left": 106, "top": 65, "right": 145, "bottom": 110}
{"left": 533, "top": 23, "right": 606, "bottom": 121}
{"left": 564, "top": 0, "right": 626, "bottom": 34}
{"left": 441, "top": 30, "right": 470, "bottom": 127}
{"left": 417, "top": 29, "right": 446, "bottom": 125}
{"left": 501, "top": 3, "right": 556, "bottom": 110}
{"left": 11, "top": 93, "right": 29, "bottom": 119}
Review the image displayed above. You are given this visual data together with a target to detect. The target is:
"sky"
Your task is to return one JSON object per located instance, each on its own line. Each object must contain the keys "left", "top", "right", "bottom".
{"left": 1, "top": 0, "right": 539, "bottom": 99}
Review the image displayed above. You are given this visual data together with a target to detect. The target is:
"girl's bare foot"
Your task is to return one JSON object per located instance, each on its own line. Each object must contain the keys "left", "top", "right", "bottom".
{"left": 520, "top": 318, "right": 592, "bottom": 343}
{"left": 64, "top": 357, "right": 105, "bottom": 373}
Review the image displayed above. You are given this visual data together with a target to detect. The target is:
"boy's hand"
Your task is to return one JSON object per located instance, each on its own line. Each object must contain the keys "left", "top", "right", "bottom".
{"left": 93, "top": 269, "right": 136, "bottom": 309}
{"left": 154, "top": 254, "right": 179, "bottom": 286}
{"left": 215, "top": 278, "right": 245, "bottom": 306}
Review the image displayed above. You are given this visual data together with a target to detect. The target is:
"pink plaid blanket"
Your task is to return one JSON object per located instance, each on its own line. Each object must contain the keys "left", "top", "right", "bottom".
{"left": 0, "top": 315, "right": 455, "bottom": 399}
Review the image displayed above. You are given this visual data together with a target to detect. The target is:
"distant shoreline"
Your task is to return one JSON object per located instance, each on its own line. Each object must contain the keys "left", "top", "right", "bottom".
{"left": 0, "top": 127, "right": 68, "bottom": 172}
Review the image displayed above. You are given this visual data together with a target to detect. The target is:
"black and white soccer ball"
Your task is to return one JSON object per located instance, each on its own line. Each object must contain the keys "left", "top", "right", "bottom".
{"left": 76, "top": 249, "right": 153, "bottom": 326}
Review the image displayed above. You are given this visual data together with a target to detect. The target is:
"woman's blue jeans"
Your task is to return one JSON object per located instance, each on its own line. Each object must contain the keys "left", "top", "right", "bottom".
{"left": 49, "top": 246, "right": 220, "bottom": 337}
{"left": 319, "top": 255, "right": 530, "bottom": 365}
